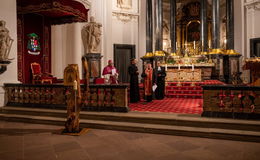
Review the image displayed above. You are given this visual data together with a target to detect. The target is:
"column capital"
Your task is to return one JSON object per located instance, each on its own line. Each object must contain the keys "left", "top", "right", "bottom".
{"left": 244, "top": 1, "right": 260, "bottom": 11}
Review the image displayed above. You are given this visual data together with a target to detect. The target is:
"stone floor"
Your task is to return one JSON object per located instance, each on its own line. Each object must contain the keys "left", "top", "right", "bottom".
{"left": 0, "top": 120, "right": 259, "bottom": 160}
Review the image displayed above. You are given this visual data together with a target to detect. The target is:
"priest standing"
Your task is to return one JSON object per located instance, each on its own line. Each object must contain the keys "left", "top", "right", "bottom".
{"left": 154, "top": 61, "right": 166, "bottom": 99}
{"left": 142, "top": 63, "right": 153, "bottom": 102}
{"left": 128, "top": 58, "right": 140, "bottom": 103}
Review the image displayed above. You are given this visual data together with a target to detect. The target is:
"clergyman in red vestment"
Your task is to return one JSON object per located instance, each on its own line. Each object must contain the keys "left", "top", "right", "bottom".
{"left": 102, "top": 60, "right": 118, "bottom": 84}
{"left": 142, "top": 63, "right": 153, "bottom": 102}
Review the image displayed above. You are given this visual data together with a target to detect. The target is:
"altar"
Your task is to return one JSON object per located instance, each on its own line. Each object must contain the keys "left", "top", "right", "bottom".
{"left": 163, "top": 62, "right": 215, "bottom": 82}
{"left": 166, "top": 68, "right": 201, "bottom": 82}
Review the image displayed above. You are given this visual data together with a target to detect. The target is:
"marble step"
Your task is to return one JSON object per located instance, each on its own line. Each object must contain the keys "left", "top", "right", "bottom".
{"left": 0, "top": 113, "right": 260, "bottom": 142}
{"left": 166, "top": 94, "right": 203, "bottom": 98}
{"left": 166, "top": 86, "right": 202, "bottom": 90}
{"left": 1, "top": 106, "right": 260, "bottom": 132}
{"left": 166, "top": 90, "right": 203, "bottom": 94}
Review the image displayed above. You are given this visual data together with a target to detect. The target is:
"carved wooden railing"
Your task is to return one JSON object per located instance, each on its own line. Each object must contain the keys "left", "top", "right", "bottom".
{"left": 4, "top": 83, "right": 129, "bottom": 112}
{"left": 202, "top": 85, "right": 260, "bottom": 119}
{"left": 81, "top": 84, "right": 128, "bottom": 112}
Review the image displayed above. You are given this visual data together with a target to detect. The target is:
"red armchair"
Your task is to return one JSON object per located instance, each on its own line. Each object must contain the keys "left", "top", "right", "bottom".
{"left": 31, "top": 62, "right": 57, "bottom": 84}
{"left": 94, "top": 78, "right": 105, "bottom": 84}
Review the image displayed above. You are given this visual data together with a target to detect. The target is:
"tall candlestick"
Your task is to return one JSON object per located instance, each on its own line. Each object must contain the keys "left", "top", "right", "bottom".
{"left": 193, "top": 41, "right": 196, "bottom": 49}
{"left": 73, "top": 80, "right": 77, "bottom": 90}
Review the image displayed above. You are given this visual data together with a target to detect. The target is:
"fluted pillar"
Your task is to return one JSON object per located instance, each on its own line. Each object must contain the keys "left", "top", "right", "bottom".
{"left": 154, "top": 0, "right": 163, "bottom": 56}
{"left": 170, "top": 0, "right": 177, "bottom": 55}
{"left": 146, "top": 0, "right": 153, "bottom": 55}
{"left": 200, "top": 0, "right": 208, "bottom": 53}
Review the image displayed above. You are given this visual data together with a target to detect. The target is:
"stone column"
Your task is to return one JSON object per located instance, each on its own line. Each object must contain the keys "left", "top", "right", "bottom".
{"left": 170, "top": 0, "right": 177, "bottom": 55}
{"left": 200, "top": 0, "right": 208, "bottom": 53}
{"left": 146, "top": 0, "right": 153, "bottom": 56}
{"left": 210, "top": 0, "right": 222, "bottom": 54}
{"left": 226, "top": 0, "right": 238, "bottom": 54}
{"left": 154, "top": 0, "right": 163, "bottom": 56}
{"left": 226, "top": 0, "right": 234, "bottom": 50}
{"left": 223, "top": 0, "right": 241, "bottom": 83}
{"left": 210, "top": 0, "right": 224, "bottom": 81}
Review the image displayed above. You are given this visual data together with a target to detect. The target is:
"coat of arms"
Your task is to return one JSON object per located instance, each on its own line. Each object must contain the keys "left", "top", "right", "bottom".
{"left": 27, "top": 33, "right": 41, "bottom": 55}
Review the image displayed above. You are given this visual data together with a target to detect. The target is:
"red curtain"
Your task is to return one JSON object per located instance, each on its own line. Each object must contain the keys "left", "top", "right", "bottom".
{"left": 18, "top": 14, "right": 51, "bottom": 83}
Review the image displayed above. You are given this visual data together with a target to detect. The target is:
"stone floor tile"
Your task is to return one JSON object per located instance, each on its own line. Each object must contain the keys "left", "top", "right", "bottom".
{"left": 53, "top": 141, "right": 82, "bottom": 153}
{"left": 55, "top": 149, "right": 90, "bottom": 160}
{"left": 0, "top": 150, "right": 24, "bottom": 160}
{"left": 0, "top": 121, "right": 260, "bottom": 160}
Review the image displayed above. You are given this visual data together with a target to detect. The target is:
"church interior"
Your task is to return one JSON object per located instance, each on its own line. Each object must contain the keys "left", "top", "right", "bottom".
{"left": 0, "top": 0, "right": 260, "bottom": 159}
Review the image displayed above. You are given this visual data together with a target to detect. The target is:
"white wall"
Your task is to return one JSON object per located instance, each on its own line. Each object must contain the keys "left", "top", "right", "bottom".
{"left": 242, "top": 0, "right": 260, "bottom": 82}
{"left": 244, "top": 0, "right": 260, "bottom": 57}
{"left": 0, "top": 0, "right": 18, "bottom": 107}
{"left": 88, "top": 0, "right": 145, "bottom": 72}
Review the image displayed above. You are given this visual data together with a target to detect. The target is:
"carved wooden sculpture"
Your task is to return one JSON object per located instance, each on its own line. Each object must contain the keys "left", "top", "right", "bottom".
{"left": 64, "top": 64, "right": 82, "bottom": 132}
{"left": 63, "top": 59, "right": 89, "bottom": 133}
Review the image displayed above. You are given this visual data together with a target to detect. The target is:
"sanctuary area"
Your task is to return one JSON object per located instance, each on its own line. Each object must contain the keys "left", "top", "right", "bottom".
{"left": 0, "top": 0, "right": 260, "bottom": 139}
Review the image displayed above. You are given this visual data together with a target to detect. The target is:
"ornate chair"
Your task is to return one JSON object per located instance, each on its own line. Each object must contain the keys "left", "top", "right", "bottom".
{"left": 31, "top": 62, "right": 56, "bottom": 84}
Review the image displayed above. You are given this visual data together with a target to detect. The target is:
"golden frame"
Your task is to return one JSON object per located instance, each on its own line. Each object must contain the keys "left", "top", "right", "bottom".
{"left": 185, "top": 20, "right": 201, "bottom": 42}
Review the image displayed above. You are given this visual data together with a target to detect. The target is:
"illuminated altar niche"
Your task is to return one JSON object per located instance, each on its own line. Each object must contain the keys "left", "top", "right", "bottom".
{"left": 162, "top": 0, "right": 227, "bottom": 57}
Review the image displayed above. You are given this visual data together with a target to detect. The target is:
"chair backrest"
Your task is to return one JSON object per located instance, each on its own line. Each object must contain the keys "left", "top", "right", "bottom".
{"left": 31, "top": 62, "right": 42, "bottom": 75}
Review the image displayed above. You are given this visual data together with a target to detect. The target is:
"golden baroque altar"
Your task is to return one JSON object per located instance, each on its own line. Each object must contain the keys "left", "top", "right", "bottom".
{"left": 162, "top": 55, "right": 215, "bottom": 82}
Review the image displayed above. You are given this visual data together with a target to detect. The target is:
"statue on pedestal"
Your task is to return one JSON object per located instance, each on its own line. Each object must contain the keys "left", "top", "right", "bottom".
{"left": 82, "top": 16, "right": 102, "bottom": 54}
{"left": 0, "top": 20, "right": 13, "bottom": 61}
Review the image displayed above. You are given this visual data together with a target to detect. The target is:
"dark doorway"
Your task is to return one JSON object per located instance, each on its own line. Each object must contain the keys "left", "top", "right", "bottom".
{"left": 114, "top": 44, "right": 135, "bottom": 83}
{"left": 250, "top": 38, "right": 260, "bottom": 57}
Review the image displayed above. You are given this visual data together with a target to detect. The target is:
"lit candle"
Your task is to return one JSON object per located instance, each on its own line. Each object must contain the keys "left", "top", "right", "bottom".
{"left": 192, "top": 64, "right": 194, "bottom": 71}
{"left": 193, "top": 41, "right": 196, "bottom": 49}
{"left": 224, "top": 39, "right": 227, "bottom": 44}
{"left": 73, "top": 80, "right": 77, "bottom": 90}
{"left": 178, "top": 64, "right": 180, "bottom": 70}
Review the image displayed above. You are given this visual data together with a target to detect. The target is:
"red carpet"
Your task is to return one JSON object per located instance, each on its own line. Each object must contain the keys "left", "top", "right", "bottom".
{"left": 128, "top": 80, "right": 224, "bottom": 115}
{"left": 129, "top": 98, "right": 203, "bottom": 114}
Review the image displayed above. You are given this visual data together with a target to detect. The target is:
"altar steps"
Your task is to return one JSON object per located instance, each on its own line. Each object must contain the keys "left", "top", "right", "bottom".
{"left": 165, "top": 80, "right": 224, "bottom": 99}
{"left": 166, "top": 94, "right": 203, "bottom": 99}
{"left": 1, "top": 106, "right": 260, "bottom": 142}
{"left": 166, "top": 83, "right": 203, "bottom": 99}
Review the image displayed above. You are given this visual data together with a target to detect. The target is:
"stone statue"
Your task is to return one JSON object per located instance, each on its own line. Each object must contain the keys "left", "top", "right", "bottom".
{"left": 117, "top": 0, "right": 124, "bottom": 6}
{"left": 0, "top": 20, "right": 13, "bottom": 61}
{"left": 117, "top": 0, "right": 131, "bottom": 8}
{"left": 82, "top": 16, "right": 102, "bottom": 54}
